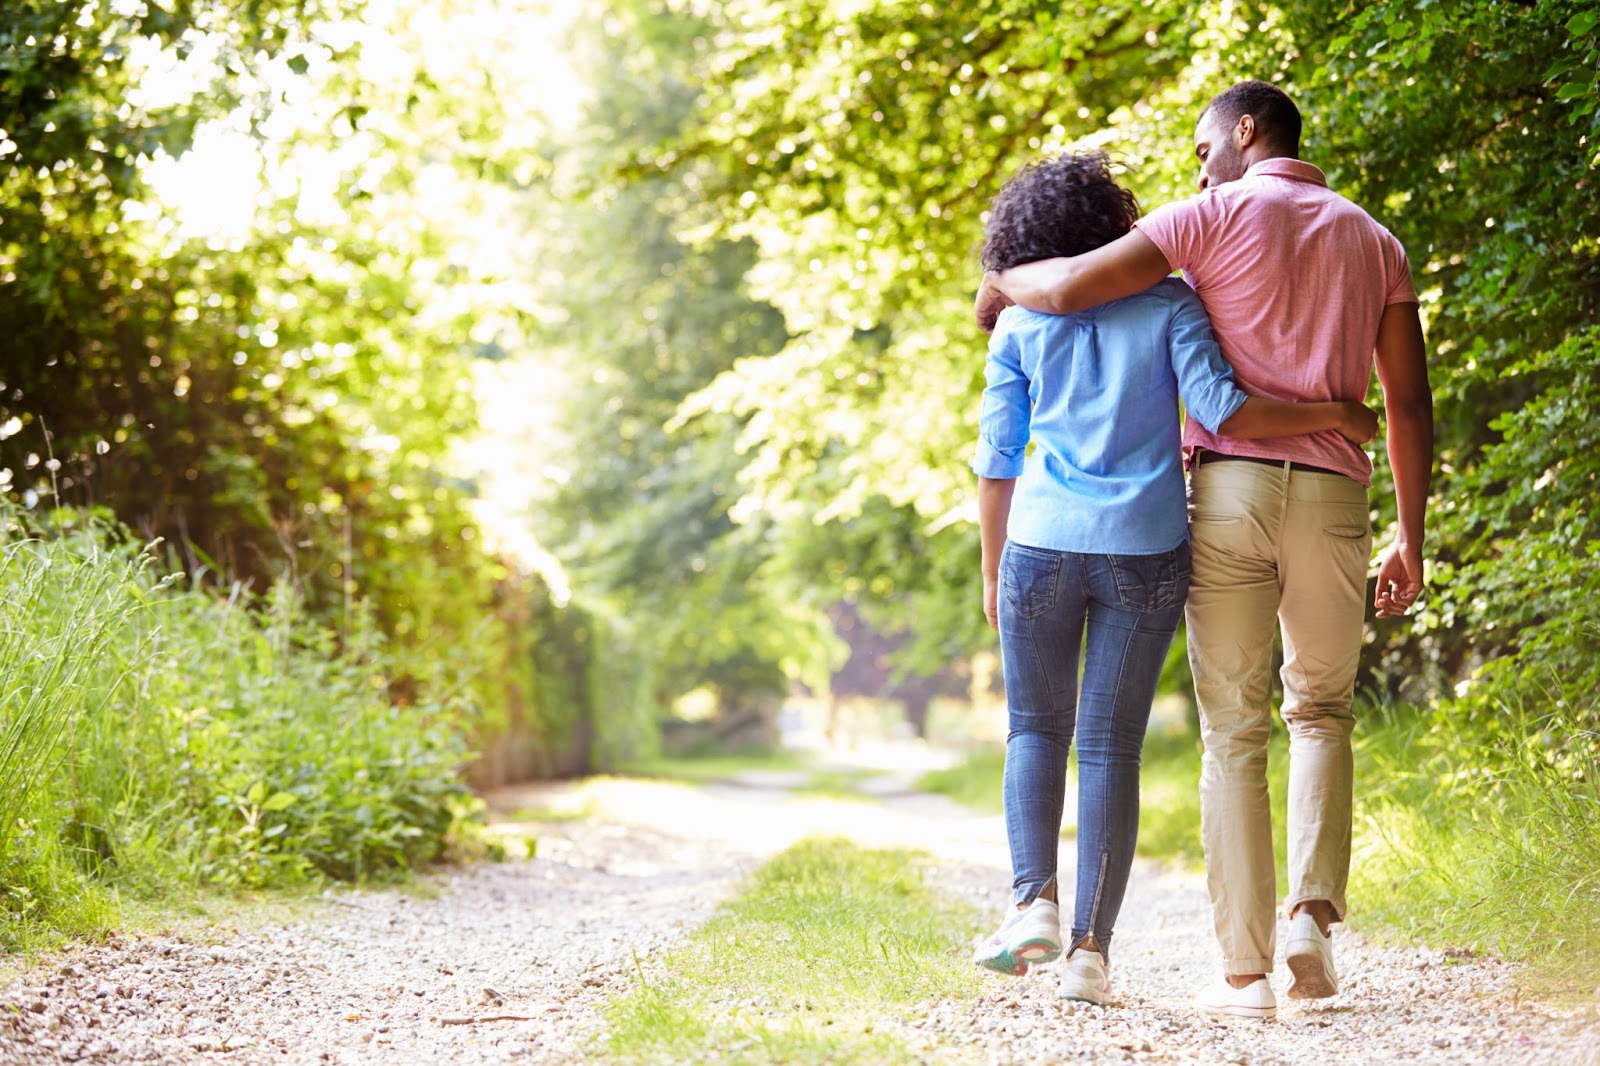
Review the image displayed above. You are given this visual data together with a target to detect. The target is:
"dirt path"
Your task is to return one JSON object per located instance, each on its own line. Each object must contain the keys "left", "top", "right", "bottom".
{"left": 0, "top": 750, "right": 1594, "bottom": 1065}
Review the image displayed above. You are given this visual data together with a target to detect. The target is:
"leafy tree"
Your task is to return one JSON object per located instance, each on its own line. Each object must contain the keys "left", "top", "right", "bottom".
{"left": 1263, "top": 0, "right": 1600, "bottom": 712}
{"left": 0, "top": 0, "right": 624, "bottom": 762}
{"left": 607, "top": 0, "right": 1600, "bottom": 716}
{"left": 525, "top": 0, "right": 836, "bottom": 720}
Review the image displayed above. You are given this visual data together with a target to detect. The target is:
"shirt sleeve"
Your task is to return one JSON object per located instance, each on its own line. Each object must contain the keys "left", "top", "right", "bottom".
{"left": 1165, "top": 287, "right": 1249, "bottom": 433}
{"left": 1382, "top": 230, "right": 1418, "bottom": 305}
{"left": 971, "top": 319, "right": 1030, "bottom": 479}
{"left": 1134, "top": 194, "right": 1212, "bottom": 275}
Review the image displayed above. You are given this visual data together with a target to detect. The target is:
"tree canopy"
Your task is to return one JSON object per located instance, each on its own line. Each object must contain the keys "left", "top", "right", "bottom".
{"left": 4, "top": 0, "right": 1597, "bottom": 753}
{"left": 602, "top": 0, "right": 1600, "bottom": 716}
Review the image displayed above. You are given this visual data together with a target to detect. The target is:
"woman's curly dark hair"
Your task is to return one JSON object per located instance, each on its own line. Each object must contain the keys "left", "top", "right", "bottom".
{"left": 980, "top": 151, "right": 1141, "bottom": 272}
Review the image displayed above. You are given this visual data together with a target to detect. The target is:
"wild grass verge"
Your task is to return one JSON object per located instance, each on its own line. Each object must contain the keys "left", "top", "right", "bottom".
{"left": 914, "top": 747, "right": 1006, "bottom": 813}
{"left": 598, "top": 837, "right": 983, "bottom": 1064}
{"left": 1349, "top": 696, "right": 1600, "bottom": 996}
{"left": 0, "top": 507, "right": 477, "bottom": 952}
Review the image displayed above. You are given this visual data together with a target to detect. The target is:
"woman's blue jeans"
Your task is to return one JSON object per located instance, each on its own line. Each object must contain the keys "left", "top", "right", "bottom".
{"left": 998, "top": 538, "right": 1190, "bottom": 960}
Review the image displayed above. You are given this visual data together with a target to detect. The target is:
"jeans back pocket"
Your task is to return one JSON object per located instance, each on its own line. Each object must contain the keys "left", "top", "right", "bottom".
{"left": 1001, "top": 542, "right": 1062, "bottom": 620}
{"left": 1107, "top": 540, "right": 1192, "bottom": 613}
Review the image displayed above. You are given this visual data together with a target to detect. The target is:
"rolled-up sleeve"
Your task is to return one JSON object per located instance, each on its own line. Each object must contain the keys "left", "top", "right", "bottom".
{"left": 1167, "top": 287, "right": 1248, "bottom": 433}
{"left": 971, "top": 325, "right": 1030, "bottom": 478}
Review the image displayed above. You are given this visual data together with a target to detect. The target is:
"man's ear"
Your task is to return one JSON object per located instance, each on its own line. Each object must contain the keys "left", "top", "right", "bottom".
{"left": 1235, "top": 113, "right": 1256, "bottom": 148}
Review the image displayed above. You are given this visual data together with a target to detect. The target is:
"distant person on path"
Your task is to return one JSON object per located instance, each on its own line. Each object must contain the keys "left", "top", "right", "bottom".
{"left": 969, "top": 150, "right": 1378, "bottom": 1007}
{"left": 974, "top": 81, "right": 1434, "bottom": 1020}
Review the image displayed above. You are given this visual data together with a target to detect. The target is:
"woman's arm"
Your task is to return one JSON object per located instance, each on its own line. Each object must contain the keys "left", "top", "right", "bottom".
{"left": 978, "top": 477, "right": 1016, "bottom": 631}
{"left": 1167, "top": 290, "right": 1378, "bottom": 443}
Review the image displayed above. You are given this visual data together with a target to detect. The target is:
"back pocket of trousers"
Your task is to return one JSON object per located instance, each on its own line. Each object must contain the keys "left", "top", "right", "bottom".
{"left": 1001, "top": 542, "right": 1061, "bottom": 619}
{"left": 1108, "top": 541, "right": 1191, "bottom": 612}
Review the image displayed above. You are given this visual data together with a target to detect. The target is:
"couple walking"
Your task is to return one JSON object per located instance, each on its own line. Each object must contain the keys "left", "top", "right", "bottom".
{"left": 969, "top": 81, "right": 1433, "bottom": 1019}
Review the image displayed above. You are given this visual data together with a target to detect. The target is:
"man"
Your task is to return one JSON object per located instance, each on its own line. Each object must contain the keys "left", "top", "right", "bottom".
{"left": 973, "top": 80, "right": 1433, "bottom": 1020}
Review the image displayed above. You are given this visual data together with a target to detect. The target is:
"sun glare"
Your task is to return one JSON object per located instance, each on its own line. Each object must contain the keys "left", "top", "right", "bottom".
{"left": 135, "top": 0, "right": 588, "bottom": 244}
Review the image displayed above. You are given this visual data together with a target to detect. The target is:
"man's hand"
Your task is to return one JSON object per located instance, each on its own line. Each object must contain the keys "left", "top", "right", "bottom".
{"left": 1373, "top": 540, "right": 1424, "bottom": 617}
{"left": 1337, "top": 402, "right": 1381, "bottom": 444}
{"left": 983, "top": 573, "right": 1000, "bottom": 630}
{"left": 975, "top": 271, "right": 1013, "bottom": 334}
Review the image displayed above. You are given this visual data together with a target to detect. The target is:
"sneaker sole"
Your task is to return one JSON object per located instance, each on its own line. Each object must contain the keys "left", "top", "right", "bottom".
{"left": 1195, "top": 1000, "right": 1278, "bottom": 1021}
{"left": 1058, "top": 979, "right": 1112, "bottom": 1005}
{"left": 1285, "top": 951, "right": 1337, "bottom": 1000}
{"left": 974, "top": 939, "right": 1062, "bottom": 976}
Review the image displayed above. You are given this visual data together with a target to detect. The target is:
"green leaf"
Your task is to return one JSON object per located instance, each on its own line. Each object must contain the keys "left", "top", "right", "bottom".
{"left": 1543, "top": 59, "right": 1575, "bottom": 82}
{"left": 262, "top": 791, "right": 298, "bottom": 812}
{"left": 1567, "top": 12, "right": 1598, "bottom": 37}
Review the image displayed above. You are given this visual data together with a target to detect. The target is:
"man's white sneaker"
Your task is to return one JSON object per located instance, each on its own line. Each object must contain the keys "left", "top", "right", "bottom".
{"left": 1194, "top": 975, "right": 1277, "bottom": 1020}
{"left": 1058, "top": 948, "right": 1113, "bottom": 1005}
{"left": 973, "top": 898, "right": 1061, "bottom": 976}
{"left": 1285, "top": 912, "right": 1338, "bottom": 999}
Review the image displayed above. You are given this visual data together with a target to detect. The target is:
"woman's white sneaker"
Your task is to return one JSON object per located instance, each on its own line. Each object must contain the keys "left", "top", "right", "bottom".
{"left": 1194, "top": 975, "right": 1278, "bottom": 1020}
{"left": 1058, "top": 948, "right": 1113, "bottom": 1005}
{"left": 973, "top": 898, "right": 1061, "bottom": 976}
{"left": 1284, "top": 912, "right": 1339, "bottom": 999}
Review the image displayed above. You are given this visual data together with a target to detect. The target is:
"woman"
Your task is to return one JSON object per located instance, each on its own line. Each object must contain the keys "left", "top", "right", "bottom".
{"left": 969, "top": 151, "right": 1374, "bottom": 1004}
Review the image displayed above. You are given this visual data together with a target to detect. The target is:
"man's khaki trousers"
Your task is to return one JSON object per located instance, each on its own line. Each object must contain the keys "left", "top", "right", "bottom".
{"left": 1185, "top": 458, "right": 1371, "bottom": 975}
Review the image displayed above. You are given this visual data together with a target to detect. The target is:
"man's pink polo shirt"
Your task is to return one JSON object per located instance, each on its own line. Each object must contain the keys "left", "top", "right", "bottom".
{"left": 1134, "top": 158, "right": 1416, "bottom": 486}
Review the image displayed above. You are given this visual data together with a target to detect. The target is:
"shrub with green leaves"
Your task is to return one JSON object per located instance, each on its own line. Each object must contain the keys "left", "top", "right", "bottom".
{"left": 1410, "top": 326, "right": 1600, "bottom": 718}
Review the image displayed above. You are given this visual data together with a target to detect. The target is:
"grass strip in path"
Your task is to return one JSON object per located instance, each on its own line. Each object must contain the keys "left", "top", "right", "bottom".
{"left": 598, "top": 836, "right": 984, "bottom": 1063}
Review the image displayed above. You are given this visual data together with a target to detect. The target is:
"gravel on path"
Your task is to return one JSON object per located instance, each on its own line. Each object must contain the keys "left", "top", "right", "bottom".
{"left": 0, "top": 758, "right": 1594, "bottom": 1065}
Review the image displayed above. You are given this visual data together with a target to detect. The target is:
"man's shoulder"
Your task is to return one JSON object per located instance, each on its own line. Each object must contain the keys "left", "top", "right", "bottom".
{"left": 1139, "top": 188, "right": 1220, "bottom": 227}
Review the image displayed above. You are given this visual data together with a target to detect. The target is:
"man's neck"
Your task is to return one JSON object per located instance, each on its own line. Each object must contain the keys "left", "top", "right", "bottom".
{"left": 1244, "top": 147, "right": 1298, "bottom": 170}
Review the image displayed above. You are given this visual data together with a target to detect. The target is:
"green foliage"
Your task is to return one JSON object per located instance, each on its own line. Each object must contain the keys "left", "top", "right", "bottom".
{"left": 1266, "top": 0, "right": 1600, "bottom": 711}
{"left": 0, "top": 507, "right": 474, "bottom": 947}
{"left": 528, "top": 0, "right": 838, "bottom": 715}
{"left": 0, "top": 517, "right": 159, "bottom": 859}
{"left": 1422, "top": 327, "right": 1600, "bottom": 713}
{"left": 599, "top": 836, "right": 981, "bottom": 1063}
{"left": 609, "top": 0, "right": 1600, "bottom": 719}
{"left": 0, "top": 0, "right": 620, "bottom": 779}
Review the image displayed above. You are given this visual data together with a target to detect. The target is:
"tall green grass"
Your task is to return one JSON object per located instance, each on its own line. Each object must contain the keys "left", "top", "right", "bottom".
{"left": 0, "top": 507, "right": 475, "bottom": 950}
{"left": 1350, "top": 696, "right": 1600, "bottom": 994}
{"left": 0, "top": 524, "right": 156, "bottom": 860}
{"left": 599, "top": 837, "right": 982, "bottom": 1063}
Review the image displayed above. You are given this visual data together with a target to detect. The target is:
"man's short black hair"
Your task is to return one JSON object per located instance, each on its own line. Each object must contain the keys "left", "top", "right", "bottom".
{"left": 1202, "top": 80, "right": 1302, "bottom": 155}
{"left": 980, "top": 151, "right": 1140, "bottom": 272}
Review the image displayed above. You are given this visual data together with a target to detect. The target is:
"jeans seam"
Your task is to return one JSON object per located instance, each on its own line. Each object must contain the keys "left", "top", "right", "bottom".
{"left": 1083, "top": 603, "right": 1134, "bottom": 949}
{"left": 1085, "top": 848, "right": 1109, "bottom": 942}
